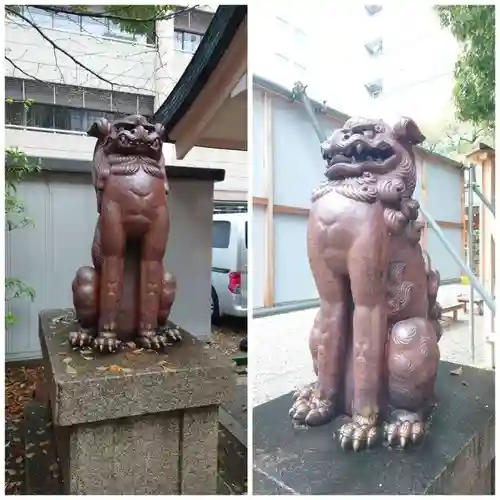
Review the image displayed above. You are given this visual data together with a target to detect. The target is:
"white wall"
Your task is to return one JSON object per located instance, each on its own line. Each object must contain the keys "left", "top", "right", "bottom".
{"left": 6, "top": 173, "right": 215, "bottom": 361}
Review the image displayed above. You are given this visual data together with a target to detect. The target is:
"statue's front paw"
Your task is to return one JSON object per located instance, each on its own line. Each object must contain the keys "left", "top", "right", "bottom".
{"left": 93, "top": 335, "right": 121, "bottom": 353}
{"left": 337, "top": 414, "right": 379, "bottom": 452}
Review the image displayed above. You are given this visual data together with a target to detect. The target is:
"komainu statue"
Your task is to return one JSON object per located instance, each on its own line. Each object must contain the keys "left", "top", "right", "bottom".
{"left": 289, "top": 117, "right": 443, "bottom": 451}
{"left": 70, "top": 115, "right": 181, "bottom": 353}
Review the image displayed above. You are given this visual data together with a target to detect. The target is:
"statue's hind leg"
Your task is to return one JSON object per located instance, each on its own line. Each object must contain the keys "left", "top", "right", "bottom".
{"left": 157, "top": 273, "right": 181, "bottom": 343}
{"left": 385, "top": 317, "right": 439, "bottom": 448}
{"left": 71, "top": 266, "right": 99, "bottom": 347}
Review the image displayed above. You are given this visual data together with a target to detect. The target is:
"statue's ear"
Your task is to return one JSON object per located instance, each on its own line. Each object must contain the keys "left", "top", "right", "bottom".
{"left": 155, "top": 122, "right": 167, "bottom": 142}
{"left": 393, "top": 117, "right": 426, "bottom": 145}
{"left": 87, "top": 117, "right": 111, "bottom": 139}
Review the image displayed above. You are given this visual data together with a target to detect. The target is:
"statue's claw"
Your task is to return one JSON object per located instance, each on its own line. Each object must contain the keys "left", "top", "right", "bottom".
{"left": 69, "top": 330, "right": 93, "bottom": 349}
{"left": 93, "top": 335, "right": 121, "bottom": 353}
{"left": 384, "top": 410, "right": 426, "bottom": 449}
{"left": 289, "top": 382, "right": 335, "bottom": 426}
{"left": 337, "top": 414, "right": 378, "bottom": 452}
{"left": 137, "top": 331, "right": 168, "bottom": 351}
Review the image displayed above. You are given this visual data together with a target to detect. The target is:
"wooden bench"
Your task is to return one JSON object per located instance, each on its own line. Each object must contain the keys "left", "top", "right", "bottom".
{"left": 457, "top": 294, "right": 485, "bottom": 316}
{"left": 441, "top": 303, "right": 466, "bottom": 321}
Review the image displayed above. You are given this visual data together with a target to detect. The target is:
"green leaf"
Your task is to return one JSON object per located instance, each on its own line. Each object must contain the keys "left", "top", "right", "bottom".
{"left": 435, "top": 5, "right": 494, "bottom": 129}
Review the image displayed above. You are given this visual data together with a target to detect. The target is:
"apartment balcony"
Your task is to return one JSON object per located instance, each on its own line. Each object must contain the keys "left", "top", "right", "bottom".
{"left": 5, "top": 126, "right": 95, "bottom": 162}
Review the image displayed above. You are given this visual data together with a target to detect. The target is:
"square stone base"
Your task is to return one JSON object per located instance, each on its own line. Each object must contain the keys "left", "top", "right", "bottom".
{"left": 40, "top": 309, "right": 235, "bottom": 494}
{"left": 253, "top": 362, "right": 495, "bottom": 495}
{"left": 55, "top": 406, "right": 218, "bottom": 494}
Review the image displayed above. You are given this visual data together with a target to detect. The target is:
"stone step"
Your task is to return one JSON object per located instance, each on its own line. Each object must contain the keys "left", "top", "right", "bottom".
{"left": 23, "top": 401, "right": 63, "bottom": 495}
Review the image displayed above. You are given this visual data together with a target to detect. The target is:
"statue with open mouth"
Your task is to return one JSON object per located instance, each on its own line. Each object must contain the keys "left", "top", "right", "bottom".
{"left": 289, "top": 117, "right": 443, "bottom": 451}
{"left": 69, "top": 114, "right": 181, "bottom": 353}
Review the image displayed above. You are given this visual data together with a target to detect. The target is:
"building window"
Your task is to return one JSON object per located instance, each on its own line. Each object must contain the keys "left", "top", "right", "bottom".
{"left": 5, "top": 101, "right": 135, "bottom": 133}
{"left": 365, "top": 37, "right": 383, "bottom": 57}
{"left": 174, "top": 30, "right": 203, "bottom": 53}
{"left": 365, "top": 5, "right": 383, "bottom": 16}
{"left": 21, "top": 6, "right": 155, "bottom": 45}
{"left": 365, "top": 79, "right": 383, "bottom": 98}
{"left": 5, "top": 79, "right": 155, "bottom": 134}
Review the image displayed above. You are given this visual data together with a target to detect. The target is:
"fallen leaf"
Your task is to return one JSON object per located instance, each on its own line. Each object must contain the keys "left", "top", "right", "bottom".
{"left": 126, "top": 342, "right": 137, "bottom": 349}
{"left": 36, "top": 430, "right": 45, "bottom": 435}
{"left": 39, "top": 440, "right": 50, "bottom": 447}
{"left": 96, "top": 366, "right": 107, "bottom": 372}
{"left": 462, "top": 381, "right": 469, "bottom": 386}
{"left": 132, "top": 349, "right": 144, "bottom": 354}
{"left": 26, "top": 453, "right": 35, "bottom": 459}
{"left": 122, "top": 368, "right": 134, "bottom": 373}
{"left": 14, "top": 481, "right": 22, "bottom": 487}
{"left": 42, "top": 449, "right": 47, "bottom": 455}
{"left": 81, "top": 355, "right": 94, "bottom": 361}
{"left": 5, "top": 441, "right": 10, "bottom": 447}
{"left": 6, "top": 469, "right": 16, "bottom": 476}
{"left": 25, "top": 443, "right": 35, "bottom": 451}
{"left": 49, "top": 463, "right": 58, "bottom": 472}
{"left": 450, "top": 366, "right": 463, "bottom": 376}
{"left": 108, "top": 364, "right": 123, "bottom": 372}
{"left": 62, "top": 357, "right": 72, "bottom": 364}
{"left": 66, "top": 364, "right": 77, "bottom": 375}
{"left": 15, "top": 457, "right": 23, "bottom": 464}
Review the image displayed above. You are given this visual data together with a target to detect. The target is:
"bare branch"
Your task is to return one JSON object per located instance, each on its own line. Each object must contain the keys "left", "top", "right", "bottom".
{"left": 31, "top": 5, "right": 199, "bottom": 23}
{"left": 5, "top": 55, "right": 48, "bottom": 84}
{"left": 5, "top": 6, "right": 157, "bottom": 93}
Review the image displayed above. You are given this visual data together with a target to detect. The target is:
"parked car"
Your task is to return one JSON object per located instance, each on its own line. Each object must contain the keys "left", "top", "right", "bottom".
{"left": 211, "top": 213, "right": 248, "bottom": 322}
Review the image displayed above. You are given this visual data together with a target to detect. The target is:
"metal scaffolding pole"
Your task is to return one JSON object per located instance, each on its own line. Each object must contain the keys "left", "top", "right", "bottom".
{"left": 470, "top": 163, "right": 496, "bottom": 216}
{"left": 467, "top": 166, "right": 476, "bottom": 363}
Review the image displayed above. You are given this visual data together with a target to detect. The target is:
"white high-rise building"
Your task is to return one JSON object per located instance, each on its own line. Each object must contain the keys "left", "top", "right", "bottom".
{"left": 5, "top": 5, "right": 247, "bottom": 202}
{"left": 253, "top": 4, "right": 459, "bottom": 129}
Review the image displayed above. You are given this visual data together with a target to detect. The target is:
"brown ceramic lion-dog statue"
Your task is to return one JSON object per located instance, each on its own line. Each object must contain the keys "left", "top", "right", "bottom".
{"left": 70, "top": 114, "right": 180, "bottom": 353}
{"left": 289, "top": 117, "right": 443, "bottom": 451}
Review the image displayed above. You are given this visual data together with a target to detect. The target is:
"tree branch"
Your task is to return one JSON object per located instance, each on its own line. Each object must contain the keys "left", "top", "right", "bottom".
{"left": 5, "top": 6, "right": 155, "bottom": 92}
{"left": 30, "top": 5, "right": 199, "bottom": 23}
{"left": 5, "top": 55, "right": 47, "bottom": 84}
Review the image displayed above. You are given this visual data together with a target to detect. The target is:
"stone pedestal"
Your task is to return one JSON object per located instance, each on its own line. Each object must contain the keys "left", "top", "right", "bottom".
{"left": 253, "top": 362, "right": 495, "bottom": 495}
{"left": 39, "top": 309, "right": 235, "bottom": 495}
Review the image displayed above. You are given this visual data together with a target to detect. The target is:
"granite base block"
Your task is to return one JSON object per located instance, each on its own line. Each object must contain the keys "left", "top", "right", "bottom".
{"left": 40, "top": 309, "right": 235, "bottom": 495}
{"left": 253, "top": 362, "right": 495, "bottom": 495}
{"left": 55, "top": 406, "right": 218, "bottom": 494}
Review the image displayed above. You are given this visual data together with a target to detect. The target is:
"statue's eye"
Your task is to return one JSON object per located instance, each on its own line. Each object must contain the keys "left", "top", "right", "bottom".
{"left": 374, "top": 124, "right": 384, "bottom": 133}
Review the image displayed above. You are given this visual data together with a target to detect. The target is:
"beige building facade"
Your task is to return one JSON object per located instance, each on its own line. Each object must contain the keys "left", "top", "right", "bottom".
{"left": 5, "top": 5, "right": 247, "bottom": 202}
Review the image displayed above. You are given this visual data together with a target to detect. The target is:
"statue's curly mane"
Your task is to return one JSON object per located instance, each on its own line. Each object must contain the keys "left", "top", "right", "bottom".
{"left": 312, "top": 117, "right": 421, "bottom": 235}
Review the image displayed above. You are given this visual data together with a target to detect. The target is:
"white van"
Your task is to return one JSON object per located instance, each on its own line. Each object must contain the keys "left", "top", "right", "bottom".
{"left": 211, "top": 213, "right": 248, "bottom": 321}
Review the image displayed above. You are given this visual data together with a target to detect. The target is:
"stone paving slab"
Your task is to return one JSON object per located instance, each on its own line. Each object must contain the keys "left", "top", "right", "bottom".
{"left": 253, "top": 362, "right": 495, "bottom": 495}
